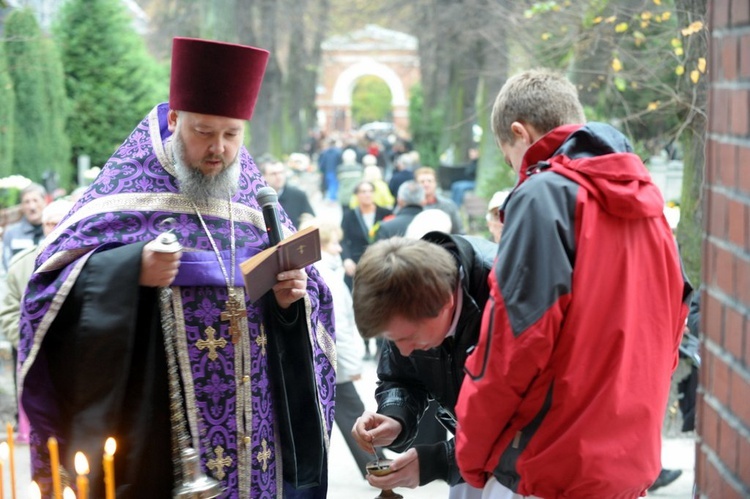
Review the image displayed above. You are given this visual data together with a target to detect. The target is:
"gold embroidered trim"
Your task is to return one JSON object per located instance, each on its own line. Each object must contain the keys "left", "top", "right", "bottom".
{"left": 18, "top": 254, "right": 91, "bottom": 398}
{"left": 234, "top": 286, "right": 252, "bottom": 498}
{"left": 304, "top": 295, "right": 333, "bottom": 450}
{"left": 171, "top": 289, "right": 202, "bottom": 453}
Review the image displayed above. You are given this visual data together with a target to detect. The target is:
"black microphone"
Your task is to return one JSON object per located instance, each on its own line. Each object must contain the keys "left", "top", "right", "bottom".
{"left": 257, "top": 186, "right": 284, "bottom": 246}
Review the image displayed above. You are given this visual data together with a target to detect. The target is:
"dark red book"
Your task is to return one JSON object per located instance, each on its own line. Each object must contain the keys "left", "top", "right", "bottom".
{"left": 240, "top": 225, "right": 321, "bottom": 302}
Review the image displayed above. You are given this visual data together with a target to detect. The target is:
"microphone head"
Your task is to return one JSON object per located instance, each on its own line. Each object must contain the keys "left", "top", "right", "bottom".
{"left": 257, "top": 186, "right": 278, "bottom": 207}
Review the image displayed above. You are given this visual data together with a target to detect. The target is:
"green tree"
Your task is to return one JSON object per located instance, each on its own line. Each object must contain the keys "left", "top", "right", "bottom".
{"left": 0, "top": 40, "right": 14, "bottom": 178}
{"left": 39, "top": 37, "right": 72, "bottom": 189}
{"left": 351, "top": 76, "right": 392, "bottom": 126}
{"left": 5, "top": 8, "right": 69, "bottom": 183}
{"left": 55, "top": 0, "right": 167, "bottom": 168}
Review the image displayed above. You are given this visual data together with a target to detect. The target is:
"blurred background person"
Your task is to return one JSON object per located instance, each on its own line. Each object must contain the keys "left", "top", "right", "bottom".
{"left": 2, "top": 183, "right": 48, "bottom": 270}
{"left": 414, "top": 167, "right": 463, "bottom": 234}
{"left": 337, "top": 149, "right": 364, "bottom": 211}
{"left": 375, "top": 181, "right": 425, "bottom": 241}
{"left": 341, "top": 180, "right": 393, "bottom": 291}
{"left": 350, "top": 155, "right": 394, "bottom": 210}
{"left": 486, "top": 190, "right": 510, "bottom": 243}
{"left": 260, "top": 158, "right": 316, "bottom": 229}
{"left": 0, "top": 199, "right": 73, "bottom": 443}
{"left": 306, "top": 219, "right": 387, "bottom": 477}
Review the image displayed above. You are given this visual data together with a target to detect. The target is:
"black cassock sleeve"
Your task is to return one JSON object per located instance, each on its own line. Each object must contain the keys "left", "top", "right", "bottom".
{"left": 42, "top": 242, "right": 173, "bottom": 498}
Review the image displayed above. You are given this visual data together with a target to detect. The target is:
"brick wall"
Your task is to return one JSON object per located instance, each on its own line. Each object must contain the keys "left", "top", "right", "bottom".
{"left": 698, "top": 0, "right": 750, "bottom": 497}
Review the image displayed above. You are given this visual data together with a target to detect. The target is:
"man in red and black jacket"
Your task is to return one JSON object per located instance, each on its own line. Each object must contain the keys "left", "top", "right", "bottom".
{"left": 455, "top": 69, "right": 692, "bottom": 499}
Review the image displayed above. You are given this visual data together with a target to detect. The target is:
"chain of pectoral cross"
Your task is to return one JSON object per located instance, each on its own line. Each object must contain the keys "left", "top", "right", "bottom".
{"left": 191, "top": 199, "right": 246, "bottom": 343}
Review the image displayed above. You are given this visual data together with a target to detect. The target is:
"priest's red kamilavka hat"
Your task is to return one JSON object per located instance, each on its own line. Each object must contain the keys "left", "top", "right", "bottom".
{"left": 169, "top": 37, "right": 269, "bottom": 121}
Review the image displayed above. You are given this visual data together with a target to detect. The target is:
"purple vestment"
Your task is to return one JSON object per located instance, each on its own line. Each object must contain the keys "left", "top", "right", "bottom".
{"left": 18, "top": 103, "right": 336, "bottom": 498}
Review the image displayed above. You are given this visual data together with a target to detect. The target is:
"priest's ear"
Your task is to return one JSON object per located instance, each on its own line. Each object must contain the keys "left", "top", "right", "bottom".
{"left": 167, "top": 109, "right": 179, "bottom": 132}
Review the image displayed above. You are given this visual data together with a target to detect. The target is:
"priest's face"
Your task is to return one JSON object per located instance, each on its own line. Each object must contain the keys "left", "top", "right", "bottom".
{"left": 169, "top": 110, "right": 242, "bottom": 200}
{"left": 168, "top": 110, "right": 244, "bottom": 177}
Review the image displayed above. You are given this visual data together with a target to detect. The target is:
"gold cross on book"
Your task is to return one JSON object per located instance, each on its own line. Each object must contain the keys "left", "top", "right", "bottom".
{"left": 221, "top": 294, "right": 246, "bottom": 344}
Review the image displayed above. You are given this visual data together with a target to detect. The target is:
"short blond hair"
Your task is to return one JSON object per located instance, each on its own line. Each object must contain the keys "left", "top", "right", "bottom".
{"left": 317, "top": 220, "right": 343, "bottom": 246}
{"left": 413, "top": 167, "right": 436, "bottom": 180}
{"left": 491, "top": 68, "right": 585, "bottom": 145}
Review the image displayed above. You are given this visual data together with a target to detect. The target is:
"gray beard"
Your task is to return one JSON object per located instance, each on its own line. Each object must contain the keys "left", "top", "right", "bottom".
{"left": 172, "top": 130, "right": 240, "bottom": 203}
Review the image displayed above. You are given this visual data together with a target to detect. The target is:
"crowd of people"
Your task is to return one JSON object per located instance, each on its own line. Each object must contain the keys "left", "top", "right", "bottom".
{"left": 0, "top": 36, "right": 696, "bottom": 499}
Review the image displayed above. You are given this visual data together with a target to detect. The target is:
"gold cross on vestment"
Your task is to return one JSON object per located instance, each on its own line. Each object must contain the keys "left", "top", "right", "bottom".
{"left": 221, "top": 294, "right": 246, "bottom": 344}
{"left": 207, "top": 445, "right": 232, "bottom": 480}
{"left": 256, "top": 326, "right": 267, "bottom": 356}
{"left": 196, "top": 326, "right": 227, "bottom": 361}
{"left": 257, "top": 439, "right": 271, "bottom": 472}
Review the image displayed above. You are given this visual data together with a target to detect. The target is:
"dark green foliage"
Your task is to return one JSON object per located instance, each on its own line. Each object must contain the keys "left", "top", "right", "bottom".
{"left": 40, "top": 37, "right": 72, "bottom": 189}
{"left": 5, "top": 8, "right": 69, "bottom": 183}
{"left": 408, "top": 83, "right": 443, "bottom": 168}
{"left": 55, "top": 0, "right": 167, "bottom": 168}
{"left": 0, "top": 41, "right": 13, "bottom": 177}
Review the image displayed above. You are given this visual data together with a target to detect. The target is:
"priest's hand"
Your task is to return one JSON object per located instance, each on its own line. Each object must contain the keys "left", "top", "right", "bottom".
{"left": 366, "top": 448, "right": 420, "bottom": 490}
{"left": 352, "top": 411, "right": 402, "bottom": 450}
{"left": 140, "top": 241, "right": 182, "bottom": 287}
{"left": 272, "top": 268, "right": 308, "bottom": 309}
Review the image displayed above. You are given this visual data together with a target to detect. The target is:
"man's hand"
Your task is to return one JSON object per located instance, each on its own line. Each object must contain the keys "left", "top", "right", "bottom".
{"left": 351, "top": 411, "right": 402, "bottom": 451}
{"left": 272, "top": 269, "right": 308, "bottom": 309}
{"left": 366, "top": 448, "right": 420, "bottom": 490}
{"left": 140, "top": 241, "right": 181, "bottom": 287}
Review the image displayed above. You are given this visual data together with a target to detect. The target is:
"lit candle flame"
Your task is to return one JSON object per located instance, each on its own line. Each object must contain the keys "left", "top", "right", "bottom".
{"left": 29, "top": 481, "right": 41, "bottom": 499}
{"left": 63, "top": 487, "right": 76, "bottom": 499}
{"left": 104, "top": 437, "right": 116, "bottom": 456}
{"left": 0, "top": 441, "right": 8, "bottom": 460}
{"left": 74, "top": 452, "right": 89, "bottom": 475}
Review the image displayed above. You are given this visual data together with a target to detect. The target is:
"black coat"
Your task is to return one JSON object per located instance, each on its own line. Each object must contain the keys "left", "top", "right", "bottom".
{"left": 341, "top": 205, "right": 392, "bottom": 264}
{"left": 374, "top": 232, "right": 496, "bottom": 486}
{"left": 374, "top": 205, "right": 422, "bottom": 240}
{"left": 278, "top": 184, "right": 315, "bottom": 229}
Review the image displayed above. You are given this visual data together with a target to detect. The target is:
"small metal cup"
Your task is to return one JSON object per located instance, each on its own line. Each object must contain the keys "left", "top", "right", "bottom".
{"left": 366, "top": 458, "right": 395, "bottom": 477}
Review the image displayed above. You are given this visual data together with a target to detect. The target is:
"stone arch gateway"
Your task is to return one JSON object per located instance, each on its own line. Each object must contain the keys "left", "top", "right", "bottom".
{"left": 316, "top": 25, "right": 420, "bottom": 136}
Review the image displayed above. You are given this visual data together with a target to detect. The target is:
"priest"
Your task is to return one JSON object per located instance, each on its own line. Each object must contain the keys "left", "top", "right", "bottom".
{"left": 18, "top": 37, "right": 335, "bottom": 498}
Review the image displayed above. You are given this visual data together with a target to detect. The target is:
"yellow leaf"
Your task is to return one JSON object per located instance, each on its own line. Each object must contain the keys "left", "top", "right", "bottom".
{"left": 615, "top": 22, "right": 629, "bottom": 33}
{"left": 612, "top": 57, "right": 623, "bottom": 72}
{"left": 605, "top": 15, "right": 617, "bottom": 23}
{"left": 634, "top": 31, "right": 646, "bottom": 47}
{"left": 682, "top": 21, "right": 704, "bottom": 36}
{"left": 593, "top": 16, "right": 603, "bottom": 24}
{"left": 690, "top": 70, "right": 700, "bottom": 83}
{"left": 641, "top": 11, "right": 653, "bottom": 20}
{"left": 698, "top": 58, "right": 707, "bottom": 73}
{"left": 542, "top": 33, "right": 552, "bottom": 41}
{"left": 662, "top": 11, "right": 671, "bottom": 21}
{"left": 674, "top": 47, "right": 684, "bottom": 56}
{"left": 647, "top": 102, "right": 659, "bottom": 111}
{"left": 653, "top": 0, "right": 661, "bottom": 4}
{"left": 675, "top": 65, "right": 685, "bottom": 76}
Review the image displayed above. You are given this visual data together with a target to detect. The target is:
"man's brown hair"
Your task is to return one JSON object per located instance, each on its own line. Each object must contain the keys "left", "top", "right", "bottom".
{"left": 352, "top": 237, "right": 457, "bottom": 339}
{"left": 491, "top": 68, "right": 585, "bottom": 145}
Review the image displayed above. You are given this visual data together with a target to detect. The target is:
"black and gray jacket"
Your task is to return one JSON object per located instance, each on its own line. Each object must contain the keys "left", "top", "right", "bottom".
{"left": 375, "top": 231, "right": 495, "bottom": 486}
